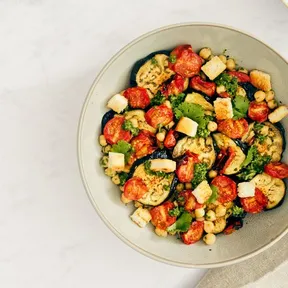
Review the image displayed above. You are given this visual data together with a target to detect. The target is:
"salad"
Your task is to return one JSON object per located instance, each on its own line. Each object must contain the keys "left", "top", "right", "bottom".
{"left": 99, "top": 45, "right": 288, "bottom": 246}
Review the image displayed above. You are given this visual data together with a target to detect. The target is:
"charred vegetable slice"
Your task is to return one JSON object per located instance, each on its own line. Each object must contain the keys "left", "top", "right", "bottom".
{"left": 250, "top": 173, "right": 286, "bottom": 210}
{"left": 213, "top": 133, "right": 246, "bottom": 175}
{"left": 172, "top": 136, "right": 216, "bottom": 169}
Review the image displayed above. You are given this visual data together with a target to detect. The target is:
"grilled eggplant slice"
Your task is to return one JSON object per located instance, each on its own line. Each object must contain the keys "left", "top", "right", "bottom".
{"left": 239, "top": 82, "right": 257, "bottom": 102}
{"left": 242, "top": 122, "right": 284, "bottom": 162}
{"left": 172, "top": 136, "right": 216, "bottom": 169}
{"left": 132, "top": 52, "right": 175, "bottom": 94}
{"left": 213, "top": 133, "right": 246, "bottom": 175}
{"left": 124, "top": 109, "right": 156, "bottom": 134}
{"left": 250, "top": 173, "right": 286, "bottom": 210}
{"left": 185, "top": 92, "right": 214, "bottom": 111}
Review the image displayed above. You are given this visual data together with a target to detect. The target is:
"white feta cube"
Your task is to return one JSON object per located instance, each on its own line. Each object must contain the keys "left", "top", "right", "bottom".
{"left": 201, "top": 56, "right": 227, "bottom": 80}
{"left": 130, "top": 207, "right": 151, "bottom": 228}
{"left": 108, "top": 152, "right": 125, "bottom": 171}
{"left": 175, "top": 117, "right": 198, "bottom": 137}
{"left": 150, "top": 159, "right": 176, "bottom": 173}
{"left": 192, "top": 180, "right": 213, "bottom": 204}
{"left": 238, "top": 182, "right": 256, "bottom": 198}
{"left": 107, "top": 94, "right": 128, "bottom": 113}
{"left": 214, "top": 97, "right": 233, "bottom": 120}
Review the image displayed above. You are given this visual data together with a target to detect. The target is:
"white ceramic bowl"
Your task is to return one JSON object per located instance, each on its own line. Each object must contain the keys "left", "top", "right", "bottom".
{"left": 78, "top": 23, "right": 288, "bottom": 268}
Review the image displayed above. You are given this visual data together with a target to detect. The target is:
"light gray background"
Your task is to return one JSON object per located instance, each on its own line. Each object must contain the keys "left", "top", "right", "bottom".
{"left": 0, "top": 0, "right": 287, "bottom": 287}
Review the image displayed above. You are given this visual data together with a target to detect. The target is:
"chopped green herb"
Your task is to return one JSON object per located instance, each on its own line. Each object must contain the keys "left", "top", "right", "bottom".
{"left": 176, "top": 195, "right": 185, "bottom": 204}
{"left": 191, "top": 163, "right": 208, "bottom": 189}
{"left": 232, "top": 95, "right": 250, "bottom": 119}
{"left": 206, "top": 185, "right": 218, "bottom": 204}
{"left": 111, "top": 140, "right": 134, "bottom": 164}
{"left": 169, "top": 55, "right": 177, "bottom": 64}
{"left": 168, "top": 206, "right": 184, "bottom": 217}
{"left": 122, "top": 120, "right": 139, "bottom": 136}
{"left": 253, "top": 123, "right": 267, "bottom": 144}
{"left": 254, "top": 123, "right": 264, "bottom": 132}
{"left": 169, "top": 93, "right": 186, "bottom": 109}
{"left": 151, "top": 57, "right": 158, "bottom": 65}
{"left": 151, "top": 91, "right": 166, "bottom": 106}
{"left": 144, "top": 160, "right": 168, "bottom": 178}
{"left": 238, "top": 146, "right": 271, "bottom": 180}
{"left": 215, "top": 73, "right": 238, "bottom": 97}
{"left": 257, "top": 134, "right": 267, "bottom": 144}
{"left": 167, "top": 211, "right": 192, "bottom": 233}
{"left": 118, "top": 172, "right": 128, "bottom": 186}
{"left": 163, "top": 184, "right": 170, "bottom": 191}
{"left": 232, "top": 205, "right": 245, "bottom": 218}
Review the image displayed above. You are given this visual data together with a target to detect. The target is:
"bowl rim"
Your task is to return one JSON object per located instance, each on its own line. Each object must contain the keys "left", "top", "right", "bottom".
{"left": 77, "top": 22, "right": 288, "bottom": 268}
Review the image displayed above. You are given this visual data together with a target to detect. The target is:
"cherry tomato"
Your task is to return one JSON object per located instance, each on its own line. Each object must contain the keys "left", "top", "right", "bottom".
{"left": 190, "top": 76, "right": 216, "bottom": 97}
{"left": 145, "top": 104, "right": 173, "bottom": 128}
{"left": 217, "top": 118, "right": 249, "bottom": 139}
{"left": 228, "top": 71, "right": 250, "bottom": 83}
{"left": 177, "top": 190, "right": 203, "bottom": 212}
{"left": 168, "top": 45, "right": 202, "bottom": 78}
{"left": 181, "top": 221, "right": 204, "bottom": 245}
{"left": 131, "top": 130, "right": 156, "bottom": 159}
{"left": 103, "top": 116, "right": 132, "bottom": 145}
{"left": 161, "top": 75, "right": 188, "bottom": 97}
{"left": 150, "top": 202, "right": 176, "bottom": 230}
{"left": 264, "top": 162, "right": 288, "bottom": 179}
{"left": 222, "top": 147, "right": 237, "bottom": 174}
{"left": 123, "top": 177, "right": 148, "bottom": 201}
{"left": 240, "top": 188, "right": 268, "bottom": 214}
{"left": 123, "top": 87, "right": 150, "bottom": 109}
{"left": 176, "top": 152, "right": 199, "bottom": 183}
{"left": 211, "top": 175, "right": 237, "bottom": 204}
{"left": 218, "top": 91, "right": 231, "bottom": 98}
{"left": 164, "top": 130, "right": 177, "bottom": 149}
{"left": 248, "top": 101, "right": 269, "bottom": 123}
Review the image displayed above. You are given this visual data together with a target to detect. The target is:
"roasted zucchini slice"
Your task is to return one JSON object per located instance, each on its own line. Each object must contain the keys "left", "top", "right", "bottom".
{"left": 133, "top": 163, "right": 174, "bottom": 206}
{"left": 213, "top": 133, "right": 246, "bottom": 175}
{"left": 250, "top": 173, "right": 286, "bottom": 210}
{"left": 242, "top": 122, "right": 284, "bottom": 162}
{"left": 133, "top": 53, "right": 175, "bottom": 94}
{"left": 172, "top": 136, "right": 216, "bottom": 169}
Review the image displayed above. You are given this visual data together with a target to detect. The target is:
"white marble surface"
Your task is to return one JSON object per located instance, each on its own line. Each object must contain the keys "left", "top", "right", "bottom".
{"left": 0, "top": 0, "right": 287, "bottom": 287}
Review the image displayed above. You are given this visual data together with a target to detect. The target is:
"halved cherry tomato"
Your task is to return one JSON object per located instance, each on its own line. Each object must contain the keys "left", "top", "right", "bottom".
{"left": 264, "top": 162, "right": 288, "bottom": 179}
{"left": 145, "top": 104, "right": 173, "bottom": 128}
{"left": 168, "top": 45, "right": 202, "bottom": 78}
{"left": 131, "top": 130, "right": 156, "bottom": 159}
{"left": 123, "top": 87, "right": 150, "bottom": 109}
{"left": 218, "top": 91, "right": 231, "bottom": 98}
{"left": 222, "top": 147, "right": 237, "bottom": 174}
{"left": 164, "top": 130, "right": 177, "bottom": 149}
{"left": 176, "top": 152, "right": 199, "bottom": 183}
{"left": 228, "top": 71, "right": 250, "bottom": 83}
{"left": 181, "top": 221, "right": 204, "bottom": 245}
{"left": 190, "top": 76, "right": 216, "bottom": 97}
{"left": 177, "top": 190, "right": 203, "bottom": 212}
{"left": 248, "top": 101, "right": 269, "bottom": 123}
{"left": 103, "top": 116, "right": 132, "bottom": 145}
{"left": 217, "top": 118, "right": 249, "bottom": 139}
{"left": 240, "top": 188, "right": 268, "bottom": 214}
{"left": 211, "top": 175, "right": 237, "bottom": 204}
{"left": 123, "top": 177, "right": 148, "bottom": 200}
{"left": 150, "top": 201, "right": 176, "bottom": 230}
{"left": 161, "top": 75, "right": 188, "bottom": 97}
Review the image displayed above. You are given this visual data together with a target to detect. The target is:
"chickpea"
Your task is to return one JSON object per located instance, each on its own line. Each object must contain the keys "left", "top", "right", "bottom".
{"left": 216, "top": 85, "right": 226, "bottom": 94}
{"left": 130, "top": 118, "right": 138, "bottom": 128}
{"left": 254, "top": 91, "right": 266, "bottom": 102}
{"left": 100, "top": 156, "right": 109, "bottom": 168}
{"left": 155, "top": 227, "right": 168, "bottom": 237}
{"left": 226, "top": 58, "right": 236, "bottom": 71}
{"left": 196, "top": 217, "right": 205, "bottom": 222}
{"left": 119, "top": 186, "right": 124, "bottom": 192}
{"left": 236, "top": 86, "right": 246, "bottom": 97}
{"left": 207, "top": 121, "right": 218, "bottom": 132}
{"left": 102, "top": 145, "right": 111, "bottom": 154}
{"left": 265, "top": 90, "right": 275, "bottom": 102}
{"left": 121, "top": 193, "right": 131, "bottom": 204}
{"left": 199, "top": 47, "right": 212, "bottom": 60}
{"left": 203, "top": 233, "right": 216, "bottom": 245}
{"left": 205, "top": 210, "right": 216, "bottom": 221}
{"left": 176, "top": 183, "right": 184, "bottom": 192}
{"left": 208, "top": 170, "right": 218, "bottom": 179}
{"left": 156, "top": 130, "right": 166, "bottom": 142}
{"left": 134, "top": 201, "right": 142, "bottom": 208}
{"left": 238, "top": 68, "right": 248, "bottom": 74}
{"left": 225, "top": 209, "right": 233, "bottom": 219}
{"left": 99, "top": 135, "right": 107, "bottom": 146}
{"left": 164, "top": 100, "right": 172, "bottom": 109}
{"left": 215, "top": 205, "right": 226, "bottom": 217}
{"left": 204, "top": 221, "right": 215, "bottom": 233}
{"left": 185, "top": 183, "right": 192, "bottom": 190}
{"left": 111, "top": 174, "right": 120, "bottom": 185}
{"left": 165, "top": 121, "right": 175, "bottom": 130}
{"left": 268, "top": 99, "right": 278, "bottom": 109}
{"left": 104, "top": 168, "right": 116, "bottom": 177}
{"left": 218, "top": 55, "right": 227, "bottom": 64}
{"left": 195, "top": 208, "right": 205, "bottom": 218}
